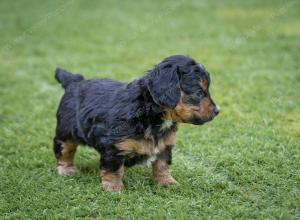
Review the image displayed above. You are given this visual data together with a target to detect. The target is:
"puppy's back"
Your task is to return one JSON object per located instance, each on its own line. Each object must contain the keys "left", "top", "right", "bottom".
{"left": 55, "top": 75, "right": 127, "bottom": 143}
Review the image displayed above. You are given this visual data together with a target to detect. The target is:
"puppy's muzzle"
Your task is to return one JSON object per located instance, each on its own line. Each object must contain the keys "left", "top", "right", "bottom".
{"left": 214, "top": 105, "right": 220, "bottom": 116}
{"left": 190, "top": 104, "right": 220, "bottom": 125}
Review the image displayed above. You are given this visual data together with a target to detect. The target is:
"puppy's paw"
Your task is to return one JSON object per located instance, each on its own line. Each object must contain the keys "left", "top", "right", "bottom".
{"left": 102, "top": 181, "right": 124, "bottom": 192}
{"left": 155, "top": 175, "right": 178, "bottom": 186}
{"left": 57, "top": 165, "right": 79, "bottom": 176}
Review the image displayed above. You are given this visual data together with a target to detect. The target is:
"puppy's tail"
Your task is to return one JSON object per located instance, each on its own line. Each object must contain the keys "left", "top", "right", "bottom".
{"left": 55, "top": 68, "right": 84, "bottom": 89}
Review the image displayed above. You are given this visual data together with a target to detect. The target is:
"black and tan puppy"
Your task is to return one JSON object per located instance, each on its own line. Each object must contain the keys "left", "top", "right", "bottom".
{"left": 54, "top": 55, "right": 219, "bottom": 192}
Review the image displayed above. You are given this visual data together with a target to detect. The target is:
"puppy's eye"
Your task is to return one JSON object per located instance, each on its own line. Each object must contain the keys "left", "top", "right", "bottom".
{"left": 183, "top": 91, "right": 202, "bottom": 105}
{"left": 194, "top": 91, "right": 202, "bottom": 97}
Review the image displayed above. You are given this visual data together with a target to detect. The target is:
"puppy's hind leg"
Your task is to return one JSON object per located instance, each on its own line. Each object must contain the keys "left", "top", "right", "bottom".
{"left": 53, "top": 138, "right": 79, "bottom": 176}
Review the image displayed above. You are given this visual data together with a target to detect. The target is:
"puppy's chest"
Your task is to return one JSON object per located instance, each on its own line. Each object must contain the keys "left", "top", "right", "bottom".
{"left": 116, "top": 121, "right": 176, "bottom": 159}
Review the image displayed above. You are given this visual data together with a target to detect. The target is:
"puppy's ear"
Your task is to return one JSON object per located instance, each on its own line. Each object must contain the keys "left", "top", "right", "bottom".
{"left": 146, "top": 65, "right": 180, "bottom": 108}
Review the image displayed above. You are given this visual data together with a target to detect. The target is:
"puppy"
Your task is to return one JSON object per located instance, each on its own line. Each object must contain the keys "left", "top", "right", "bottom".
{"left": 53, "top": 55, "right": 219, "bottom": 192}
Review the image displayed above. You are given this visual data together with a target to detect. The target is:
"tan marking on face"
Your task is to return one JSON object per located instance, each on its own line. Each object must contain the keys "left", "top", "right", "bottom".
{"left": 163, "top": 92, "right": 195, "bottom": 122}
{"left": 196, "top": 97, "right": 215, "bottom": 119}
{"left": 100, "top": 166, "right": 124, "bottom": 192}
{"left": 152, "top": 158, "right": 177, "bottom": 186}
{"left": 56, "top": 140, "right": 79, "bottom": 176}
{"left": 164, "top": 92, "right": 215, "bottom": 123}
{"left": 199, "top": 79, "right": 208, "bottom": 92}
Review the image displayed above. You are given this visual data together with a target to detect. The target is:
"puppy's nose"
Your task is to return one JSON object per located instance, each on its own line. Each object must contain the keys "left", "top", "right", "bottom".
{"left": 214, "top": 105, "right": 220, "bottom": 115}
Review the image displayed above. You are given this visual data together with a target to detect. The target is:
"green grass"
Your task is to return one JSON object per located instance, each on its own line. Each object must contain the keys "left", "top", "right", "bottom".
{"left": 0, "top": 0, "right": 300, "bottom": 219}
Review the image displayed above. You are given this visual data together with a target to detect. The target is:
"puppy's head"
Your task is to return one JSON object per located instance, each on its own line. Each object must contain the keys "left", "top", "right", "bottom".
{"left": 146, "top": 55, "right": 219, "bottom": 125}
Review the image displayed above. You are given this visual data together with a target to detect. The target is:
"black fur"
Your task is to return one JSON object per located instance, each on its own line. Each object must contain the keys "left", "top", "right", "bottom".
{"left": 53, "top": 138, "right": 63, "bottom": 158}
{"left": 55, "top": 68, "right": 84, "bottom": 89}
{"left": 54, "top": 55, "right": 217, "bottom": 172}
{"left": 146, "top": 64, "right": 180, "bottom": 107}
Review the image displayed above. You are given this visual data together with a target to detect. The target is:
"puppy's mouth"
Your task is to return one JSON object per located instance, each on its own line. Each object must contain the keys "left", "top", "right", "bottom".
{"left": 189, "top": 105, "right": 219, "bottom": 125}
{"left": 189, "top": 115, "right": 215, "bottom": 125}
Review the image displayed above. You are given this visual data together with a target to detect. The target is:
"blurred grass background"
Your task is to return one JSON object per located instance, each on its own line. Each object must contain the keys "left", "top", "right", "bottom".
{"left": 0, "top": 0, "right": 299, "bottom": 219}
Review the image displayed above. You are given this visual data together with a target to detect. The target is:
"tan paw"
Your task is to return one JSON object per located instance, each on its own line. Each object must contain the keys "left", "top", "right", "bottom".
{"left": 57, "top": 165, "right": 79, "bottom": 176}
{"left": 102, "top": 181, "right": 124, "bottom": 192}
{"left": 155, "top": 175, "right": 178, "bottom": 186}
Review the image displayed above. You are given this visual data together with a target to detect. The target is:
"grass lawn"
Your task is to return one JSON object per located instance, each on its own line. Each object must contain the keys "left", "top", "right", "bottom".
{"left": 0, "top": 0, "right": 300, "bottom": 219}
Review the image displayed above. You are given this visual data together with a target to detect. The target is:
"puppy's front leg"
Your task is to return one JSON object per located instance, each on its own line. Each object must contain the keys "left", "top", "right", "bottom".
{"left": 100, "top": 147, "right": 125, "bottom": 192}
{"left": 152, "top": 146, "right": 177, "bottom": 186}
